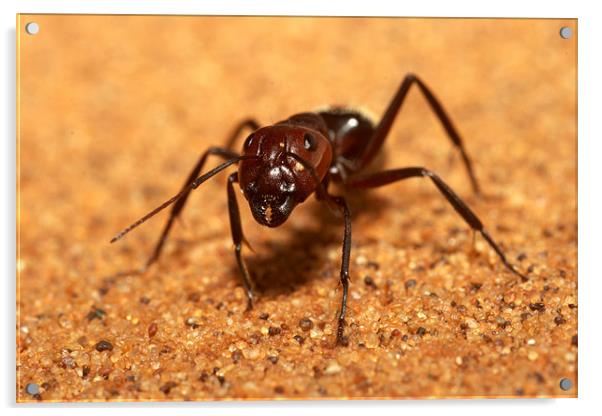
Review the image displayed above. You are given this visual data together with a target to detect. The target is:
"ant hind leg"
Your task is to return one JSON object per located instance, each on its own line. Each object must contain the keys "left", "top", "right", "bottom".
{"left": 346, "top": 166, "right": 527, "bottom": 281}
{"left": 358, "top": 74, "right": 480, "bottom": 194}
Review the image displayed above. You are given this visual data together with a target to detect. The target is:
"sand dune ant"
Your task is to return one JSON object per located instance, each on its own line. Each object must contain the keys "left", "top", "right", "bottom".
{"left": 112, "top": 74, "right": 526, "bottom": 345}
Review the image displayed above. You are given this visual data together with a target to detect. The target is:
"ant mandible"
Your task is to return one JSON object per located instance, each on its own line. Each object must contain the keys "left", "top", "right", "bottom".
{"left": 111, "top": 73, "right": 527, "bottom": 346}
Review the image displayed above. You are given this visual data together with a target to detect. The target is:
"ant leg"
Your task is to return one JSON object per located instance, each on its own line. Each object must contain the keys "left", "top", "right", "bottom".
{"left": 227, "top": 172, "right": 255, "bottom": 311}
{"left": 109, "top": 157, "right": 246, "bottom": 279}
{"left": 346, "top": 167, "right": 527, "bottom": 281}
{"left": 315, "top": 182, "right": 352, "bottom": 345}
{"left": 359, "top": 74, "right": 480, "bottom": 194}
{"left": 224, "top": 118, "right": 260, "bottom": 149}
{"left": 328, "top": 194, "right": 352, "bottom": 346}
{"left": 143, "top": 120, "right": 259, "bottom": 269}
{"left": 283, "top": 152, "right": 352, "bottom": 345}
{"left": 314, "top": 180, "right": 352, "bottom": 345}
{"left": 144, "top": 147, "right": 238, "bottom": 270}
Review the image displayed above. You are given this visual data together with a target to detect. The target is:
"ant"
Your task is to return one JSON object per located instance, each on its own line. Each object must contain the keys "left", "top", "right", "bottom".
{"left": 111, "top": 73, "right": 526, "bottom": 346}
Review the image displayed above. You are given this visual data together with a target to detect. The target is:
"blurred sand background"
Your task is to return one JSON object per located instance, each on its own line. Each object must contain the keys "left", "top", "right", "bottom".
{"left": 17, "top": 16, "right": 576, "bottom": 401}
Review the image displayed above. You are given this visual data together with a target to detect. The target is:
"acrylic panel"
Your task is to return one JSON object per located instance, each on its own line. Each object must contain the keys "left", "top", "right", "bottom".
{"left": 16, "top": 15, "right": 577, "bottom": 402}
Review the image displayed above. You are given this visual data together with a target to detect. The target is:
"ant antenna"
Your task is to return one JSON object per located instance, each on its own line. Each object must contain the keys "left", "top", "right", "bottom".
{"left": 110, "top": 155, "right": 257, "bottom": 243}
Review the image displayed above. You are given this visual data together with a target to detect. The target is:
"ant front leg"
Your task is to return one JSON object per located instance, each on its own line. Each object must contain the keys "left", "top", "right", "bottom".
{"left": 359, "top": 74, "right": 481, "bottom": 195}
{"left": 317, "top": 187, "right": 352, "bottom": 345}
{"left": 286, "top": 152, "right": 352, "bottom": 346}
{"left": 346, "top": 167, "right": 527, "bottom": 281}
{"left": 329, "top": 194, "right": 352, "bottom": 346}
{"left": 227, "top": 172, "right": 255, "bottom": 311}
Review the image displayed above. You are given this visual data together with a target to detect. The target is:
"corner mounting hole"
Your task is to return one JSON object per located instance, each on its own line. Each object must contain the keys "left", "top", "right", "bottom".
{"left": 559, "top": 26, "right": 572, "bottom": 39}
{"left": 25, "top": 22, "right": 40, "bottom": 35}
{"left": 559, "top": 378, "right": 573, "bottom": 391}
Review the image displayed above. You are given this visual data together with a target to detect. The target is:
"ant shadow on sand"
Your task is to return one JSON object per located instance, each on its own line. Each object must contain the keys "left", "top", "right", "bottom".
{"left": 101, "top": 182, "right": 392, "bottom": 301}
{"left": 240, "top": 187, "right": 391, "bottom": 301}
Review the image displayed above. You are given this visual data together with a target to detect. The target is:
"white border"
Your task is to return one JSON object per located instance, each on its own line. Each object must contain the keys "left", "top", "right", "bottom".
{"left": 3, "top": 1, "right": 600, "bottom": 415}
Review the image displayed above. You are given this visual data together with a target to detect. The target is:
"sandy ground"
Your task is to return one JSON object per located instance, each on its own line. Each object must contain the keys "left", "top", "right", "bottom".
{"left": 17, "top": 16, "right": 577, "bottom": 401}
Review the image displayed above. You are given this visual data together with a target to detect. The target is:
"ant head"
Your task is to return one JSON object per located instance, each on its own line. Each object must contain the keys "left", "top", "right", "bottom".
{"left": 238, "top": 125, "right": 333, "bottom": 227}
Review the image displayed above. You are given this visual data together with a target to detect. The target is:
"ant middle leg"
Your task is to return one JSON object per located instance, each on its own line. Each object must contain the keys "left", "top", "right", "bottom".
{"left": 345, "top": 167, "right": 526, "bottom": 281}
{"left": 358, "top": 74, "right": 480, "bottom": 194}
{"left": 144, "top": 147, "right": 238, "bottom": 269}
{"left": 143, "top": 119, "right": 260, "bottom": 270}
{"left": 224, "top": 118, "right": 261, "bottom": 149}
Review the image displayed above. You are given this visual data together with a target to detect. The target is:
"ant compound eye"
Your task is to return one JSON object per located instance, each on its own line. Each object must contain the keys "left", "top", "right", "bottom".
{"left": 243, "top": 134, "right": 255, "bottom": 151}
{"left": 303, "top": 133, "right": 317, "bottom": 151}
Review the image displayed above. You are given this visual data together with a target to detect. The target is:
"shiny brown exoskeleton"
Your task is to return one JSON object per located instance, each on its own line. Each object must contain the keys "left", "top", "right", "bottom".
{"left": 112, "top": 74, "right": 526, "bottom": 345}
